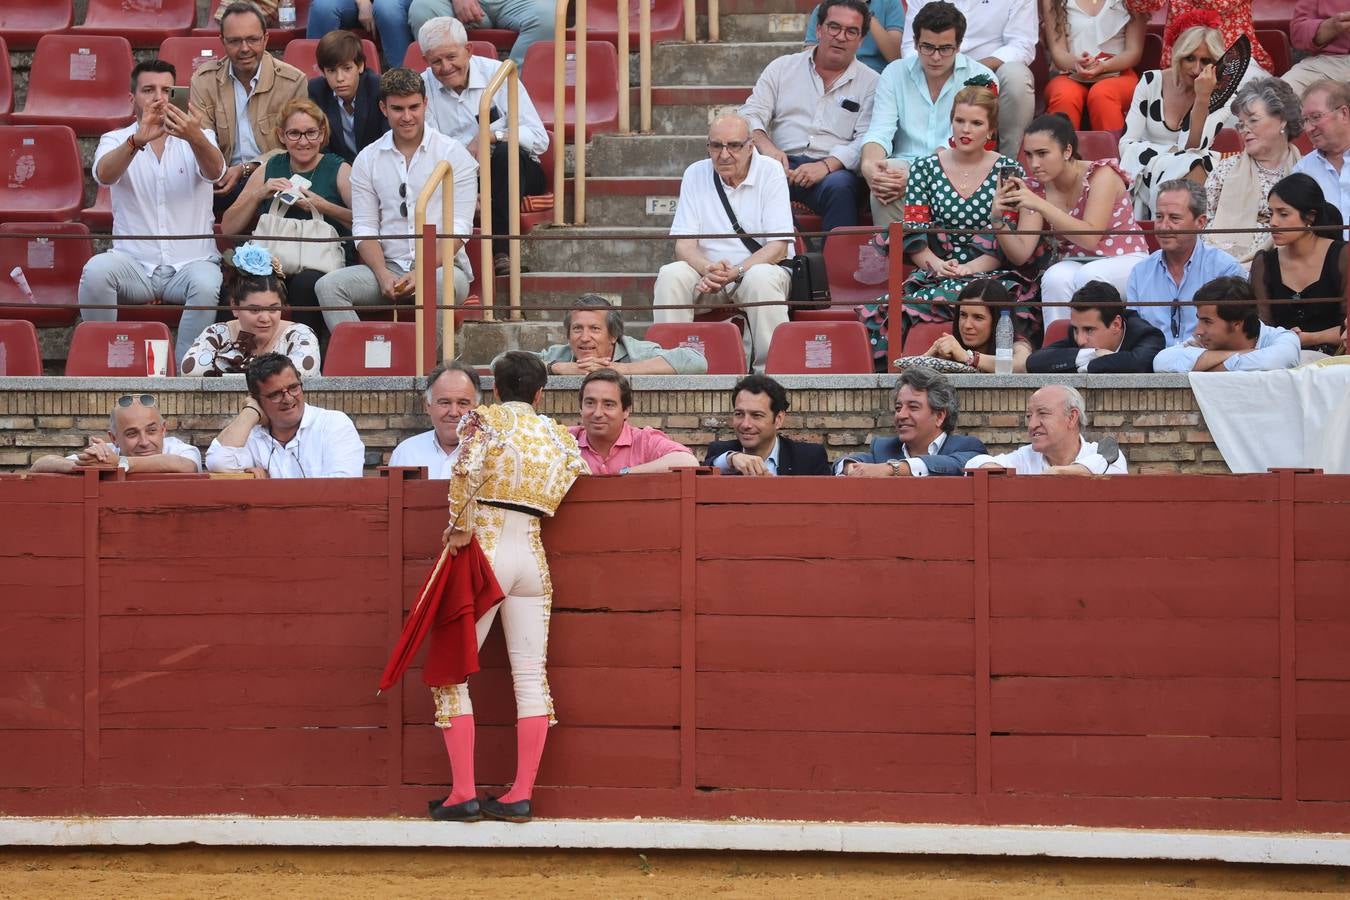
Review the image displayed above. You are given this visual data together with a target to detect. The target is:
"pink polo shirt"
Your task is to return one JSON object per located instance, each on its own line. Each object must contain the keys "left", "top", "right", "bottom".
{"left": 568, "top": 423, "right": 691, "bottom": 475}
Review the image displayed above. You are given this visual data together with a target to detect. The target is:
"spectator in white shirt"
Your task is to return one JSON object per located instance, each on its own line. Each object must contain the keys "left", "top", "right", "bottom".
{"left": 903, "top": 0, "right": 1038, "bottom": 157}
{"left": 1153, "top": 276, "right": 1303, "bottom": 372}
{"left": 315, "top": 67, "right": 479, "bottom": 335}
{"left": 78, "top": 59, "right": 228, "bottom": 364}
{"left": 1293, "top": 80, "right": 1350, "bottom": 230}
{"left": 206, "top": 352, "right": 366, "bottom": 477}
{"left": 30, "top": 393, "right": 202, "bottom": 475}
{"left": 388, "top": 360, "right": 482, "bottom": 476}
{"left": 740, "top": 0, "right": 878, "bottom": 232}
{"left": 418, "top": 17, "right": 550, "bottom": 274}
{"left": 965, "top": 384, "right": 1130, "bottom": 474}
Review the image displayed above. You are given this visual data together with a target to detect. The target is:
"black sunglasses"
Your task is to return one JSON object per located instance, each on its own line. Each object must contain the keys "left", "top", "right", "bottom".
{"left": 400, "top": 182, "right": 408, "bottom": 218}
{"left": 116, "top": 394, "right": 157, "bottom": 408}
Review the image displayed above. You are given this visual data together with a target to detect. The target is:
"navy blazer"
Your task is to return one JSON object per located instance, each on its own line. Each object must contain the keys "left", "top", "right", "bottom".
{"left": 837, "top": 432, "right": 987, "bottom": 476}
{"left": 702, "top": 435, "right": 832, "bottom": 476}
{"left": 1026, "top": 310, "right": 1166, "bottom": 374}
{"left": 308, "top": 70, "right": 388, "bottom": 164}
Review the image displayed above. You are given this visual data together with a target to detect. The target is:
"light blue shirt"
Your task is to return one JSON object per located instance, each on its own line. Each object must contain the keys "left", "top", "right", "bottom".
{"left": 714, "top": 438, "right": 781, "bottom": 475}
{"left": 338, "top": 99, "right": 356, "bottom": 161}
{"left": 229, "top": 65, "right": 261, "bottom": 165}
{"left": 804, "top": 0, "right": 907, "bottom": 74}
{"left": 1125, "top": 242, "right": 1244, "bottom": 346}
{"left": 1152, "top": 323, "right": 1302, "bottom": 372}
{"left": 860, "top": 54, "right": 995, "bottom": 163}
{"left": 1292, "top": 149, "right": 1350, "bottom": 235}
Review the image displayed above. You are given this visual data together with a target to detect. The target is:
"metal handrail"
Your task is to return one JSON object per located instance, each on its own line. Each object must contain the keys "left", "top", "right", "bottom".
{"left": 413, "top": 160, "right": 457, "bottom": 373}
{"left": 476, "top": 59, "right": 523, "bottom": 320}
{"left": 552, "top": 1, "right": 586, "bottom": 225}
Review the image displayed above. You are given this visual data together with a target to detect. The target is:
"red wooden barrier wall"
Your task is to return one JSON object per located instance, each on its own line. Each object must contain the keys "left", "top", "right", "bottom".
{"left": 2, "top": 469, "right": 1348, "bottom": 832}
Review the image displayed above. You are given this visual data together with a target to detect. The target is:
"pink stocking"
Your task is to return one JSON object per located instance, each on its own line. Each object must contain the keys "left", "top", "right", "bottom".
{"left": 441, "top": 715, "right": 477, "bottom": 805}
{"left": 498, "top": 716, "right": 548, "bottom": 803}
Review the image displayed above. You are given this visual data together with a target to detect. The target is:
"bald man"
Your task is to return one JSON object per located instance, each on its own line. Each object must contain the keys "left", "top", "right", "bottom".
{"left": 30, "top": 393, "right": 202, "bottom": 474}
{"left": 964, "top": 385, "right": 1128, "bottom": 475}
{"left": 652, "top": 114, "right": 794, "bottom": 370}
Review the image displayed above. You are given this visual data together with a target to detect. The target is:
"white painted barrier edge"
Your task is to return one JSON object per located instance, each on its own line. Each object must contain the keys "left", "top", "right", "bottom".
{"left": 1, "top": 818, "right": 1348, "bottom": 867}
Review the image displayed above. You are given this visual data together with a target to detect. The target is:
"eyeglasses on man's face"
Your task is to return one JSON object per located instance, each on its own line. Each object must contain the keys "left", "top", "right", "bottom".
{"left": 1304, "top": 105, "right": 1348, "bottom": 125}
{"left": 262, "top": 383, "right": 304, "bottom": 403}
{"left": 822, "top": 20, "right": 863, "bottom": 40}
{"left": 708, "top": 140, "right": 750, "bottom": 154}
{"left": 917, "top": 42, "right": 958, "bottom": 58}
{"left": 223, "top": 35, "right": 265, "bottom": 49}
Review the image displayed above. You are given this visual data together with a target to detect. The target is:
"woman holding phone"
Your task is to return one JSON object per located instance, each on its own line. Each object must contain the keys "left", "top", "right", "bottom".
{"left": 1041, "top": 0, "right": 1147, "bottom": 131}
{"left": 994, "top": 114, "right": 1148, "bottom": 325}
{"left": 859, "top": 78, "right": 1050, "bottom": 367}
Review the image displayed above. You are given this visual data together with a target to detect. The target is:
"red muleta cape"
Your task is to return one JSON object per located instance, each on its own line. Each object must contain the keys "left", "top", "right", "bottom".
{"left": 378, "top": 537, "right": 505, "bottom": 692}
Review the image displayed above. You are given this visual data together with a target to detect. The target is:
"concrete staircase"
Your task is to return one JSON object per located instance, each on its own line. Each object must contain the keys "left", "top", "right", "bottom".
{"left": 464, "top": 0, "right": 813, "bottom": 360}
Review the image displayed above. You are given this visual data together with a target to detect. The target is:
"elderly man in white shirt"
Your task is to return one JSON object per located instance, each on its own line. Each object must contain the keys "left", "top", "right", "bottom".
{"left": 315, "top": 67, "right": 478, "bottom": 334}
{"left": 417, "top": 17, "right": 550, "bottom": 274}
{"left": 388, "top": 360, "right": 482, "bottom": 476}
{"left": 740, "top": 0, "right": 878, "bottom": 232}
{"left": 1293, "top": 80, "right": 1350, "bottom": 230}
{"left": 78, "top": 59, "right": 227, "bottom": 364}
{"left": 1152, "top": 277, "right": 1303, "bottom": 373}
{"left": 652, "top": 114, "right": 795, "bottom": 370}
{"left": 965, "top": 384, "right": 1129, "bottom": 475}
{"left": 902, "top": 0, "right": 1037, "bottom": 158}
{"left": 206, "top": 352, "right": 366, "bottom": 478}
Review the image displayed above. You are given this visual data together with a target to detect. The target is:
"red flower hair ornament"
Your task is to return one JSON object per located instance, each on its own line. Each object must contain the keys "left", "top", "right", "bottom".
{"left": 1165, "top": 8, "right": 1223, "bottom": 51}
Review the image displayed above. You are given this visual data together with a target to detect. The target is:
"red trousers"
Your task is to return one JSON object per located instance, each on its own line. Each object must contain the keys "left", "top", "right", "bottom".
{"left": 1044, "top": 71, "right": 1140, "bottom": 133}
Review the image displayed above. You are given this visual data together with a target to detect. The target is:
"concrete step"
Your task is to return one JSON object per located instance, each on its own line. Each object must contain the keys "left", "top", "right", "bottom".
{"left": 588, "top": 133, "right": 707, "bottom": 177}
{"left": 508, "top": 271, "right": 658, "bottom": 318}
{"left": 571, "top": 176, "right": 682, "bottom": 226}
{"left": 520, "top": 225, "right": 672, "bottom": 272}
{"left": 649, "top": 40, "right": 797, "bottom": 85}
{"left": 716, "top": 0, "right": 816, "bottom": 13}
{"left": 639, "top": 85, "right": 753, "bottom": 135}
{"left": 716, "top": 11, "right": 808, "bottom": 41}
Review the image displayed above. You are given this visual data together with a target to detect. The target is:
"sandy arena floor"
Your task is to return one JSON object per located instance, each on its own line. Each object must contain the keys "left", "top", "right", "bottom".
{"left": 2, "top": 848, "right": 1349, "bottom": 898}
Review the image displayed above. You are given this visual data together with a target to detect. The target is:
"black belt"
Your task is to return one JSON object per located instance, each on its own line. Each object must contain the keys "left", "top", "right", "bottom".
{"left": 481, "top": 500, "right": 543, "bottom": 518}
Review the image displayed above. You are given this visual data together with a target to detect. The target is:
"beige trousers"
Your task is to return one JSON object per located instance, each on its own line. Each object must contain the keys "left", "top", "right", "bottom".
{"left": 1282, "top": 55, "right": 1350, "bottom": 99}
{"left": 652, "top": 260, "right": 790, "bottom": 370}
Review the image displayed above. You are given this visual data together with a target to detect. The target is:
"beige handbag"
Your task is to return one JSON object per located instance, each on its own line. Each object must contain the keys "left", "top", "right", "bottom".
{"left": 253, "top": 198, "right": 345, "bottom": 276}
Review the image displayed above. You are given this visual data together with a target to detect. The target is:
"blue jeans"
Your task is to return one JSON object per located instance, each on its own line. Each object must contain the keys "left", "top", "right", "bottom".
{"left": 307, "top": 0, "right": 415, "bottom": 68}
{"left": 786, "top": 153, "right": 865, "bottom": 232}
{"left": 408, "top": 0, "right": 557, "bottom": 66}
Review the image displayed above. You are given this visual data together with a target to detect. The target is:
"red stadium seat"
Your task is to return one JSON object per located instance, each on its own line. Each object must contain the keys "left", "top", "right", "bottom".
{"left": 1255, "top": 29, "right": 1291, "bottom": 77}
{"left": 74, "top": 0, "right": 194, "bottom": 45}
{"left": 1140, "top": 32, "right": 1163, "bottom": 72}
{"left": 323, "top": 321, "right": 417, "bottom": 375}
{"left": 158, "top": 36, "right": 228, "bottom": 85}
{"left": 466, "top": 28, "right": 518, "bottom": 52}
{"left": 1044, "top": 318, "right": 1071, "bottom": 346}
{"left": 1137, "top": 219, "right": 1160, "bottom": 252}
{"left": 645, "top": 321, "right": 747, "bottom": 375}
{"left": 284, "top": 38, "right": 381, "bottom": 79}
{"left": 0, "top": 222, "right": 92, "bottom": 327}
{"left": 822, "top": 227, "right": 888, "bottom": 307}
{"left": 65, "top": 321, "right": 176, "bottom": 376}
{"left": 522, "top": 41, "right": 620, "bottom": 140}
{"left": 900, "top": 320, "right": 949, "bottom": 357}
{"left": 568, "top": 0, "right": 685, "bottom": 44}
{"left": 0, "top": 126, "right": 85, "bottom": 223}
{"left": 0, "top": 39, "right": 12, "bottom": 125}
{"left": 764, "top": 321, "right": 872, "bottom": 374}
{"left": 1076, "top": 130, "right": 1120, "bottom": 161}
{"left": 1212, "top": 126, "right": 1242, "bottom": 156}
{"left": 10, "top": 35, "right": 134, "bottom": 134}
{"left": 191, "top": 0, "right": 310, "bottom": 48}
{"left": 0, "top": 0, "right": 74, "bottom": 51}
{"left": 0, "top": 319, "right": 42, "bottom": 374}
{"left": 402, "top": 40, "right": 497, "bottom": 71}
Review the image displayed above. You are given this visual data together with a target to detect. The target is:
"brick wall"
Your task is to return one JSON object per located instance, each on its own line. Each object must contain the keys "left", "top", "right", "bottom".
{"left": 0, "top": 374, "right": 1226, "bottom": 473}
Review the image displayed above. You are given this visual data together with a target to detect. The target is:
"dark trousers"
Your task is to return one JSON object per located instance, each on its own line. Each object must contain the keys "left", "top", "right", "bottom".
{"left": 786, "top": 154, "right": 866, "bottom": 233}
{"left": 488, "top": 142, "right": 548, "bottom": 256}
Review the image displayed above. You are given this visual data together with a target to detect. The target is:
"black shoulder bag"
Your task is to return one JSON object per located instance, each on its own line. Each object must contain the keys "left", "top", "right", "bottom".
{"left": 710, "top": 169, "right": 831, "bottom": 311}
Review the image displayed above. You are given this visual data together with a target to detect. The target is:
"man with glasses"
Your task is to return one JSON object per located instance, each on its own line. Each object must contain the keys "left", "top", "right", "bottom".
{"left": 652, "top": 115, "right": 794, "bottom": 370}
{"left": 1125, "top": 180, "right": 1243, "bottom": 347}
{"left": 79, "top": 59, "right": 228, "bottom": 364}
{"left": 858, "top": 1, "right": 995, "bottom": 226}
{"left": 1294, "top": 81, "right": 1350, "bottom": 228}
{"left": 206, "top": 352, "right": 366, "bottom": 477}
{"left": 189, "top": 1, "right": 307, "bottom": 211}
{"left": 315, "top": 67, "right": 478, "bottom": 334}
{"left": 902, "top": 0, "right": 1036, "bottom": 158}
{"left": 741, "top": 0, "right": 878, "bottom": 232}
{"left": 804, "top": 0, "right": 905, "bottom": 74}
{"left": 30, "top": 394, "right": 202, "bottom": 475}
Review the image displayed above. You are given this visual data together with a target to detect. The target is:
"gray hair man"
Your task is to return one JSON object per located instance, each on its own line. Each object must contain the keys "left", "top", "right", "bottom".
{"left": 836, "top": 366, "right": 988, "bottom": 475}
{"left": 389, "top": 360, "right": 484, "bottom": 476}
{"left": 519, "top": 295, "right": 708, "bottom": 375}
{"left": 30, "top": 393, "right": 202, "bottom": 474}
{"left": 965, "top": 385, "right": 1128, "bottom": 475}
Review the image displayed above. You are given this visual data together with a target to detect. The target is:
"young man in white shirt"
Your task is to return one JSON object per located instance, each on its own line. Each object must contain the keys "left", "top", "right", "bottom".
{"left": 388, "top": 360, "right": 482, "bottom": 476}
{"left": 1153, "top": 276, "right": 1303, "bottom": 372}
{"left": 965, "top": 384, "right": 1129, "bottom": 475}
{"left": 30, "top": 393, "right": 202, "bottom": 475}
{"left": 206, "top": 353, "right": 366, "bottom": 477}
{"left": 78, "top": 59, "right": 228, "bottom": 364}
{"left": 315, "top": 67, "right": 479, "bottom": 335}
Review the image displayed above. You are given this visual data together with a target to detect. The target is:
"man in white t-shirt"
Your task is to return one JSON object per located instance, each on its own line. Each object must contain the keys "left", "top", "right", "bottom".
{"left": 965, "top": 384, "right": 1129, "bottom": 475}
{"left": 30, "top": 393, "right": 202, "bottom": 474}
{"left": 652, "top": 114, "right": 794, "bottom": 370}
{"left": 206, "top": 353, "right": 365, "bottom": 478}
{"left": 389, "top": 360, "right": 482, "bottom": 476}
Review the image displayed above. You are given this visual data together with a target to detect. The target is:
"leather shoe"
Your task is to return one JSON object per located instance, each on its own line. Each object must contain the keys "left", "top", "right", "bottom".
{"left": 481, "top": 796, "right": 532, "bottom": 823}
{"left": 429, "top": 797, "right": 482, "bottom": 822}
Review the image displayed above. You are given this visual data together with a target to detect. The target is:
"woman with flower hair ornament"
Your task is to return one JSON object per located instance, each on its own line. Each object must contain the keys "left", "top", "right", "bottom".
{"left": 1125, "top": 0, "right": 1273, "bottom": 74}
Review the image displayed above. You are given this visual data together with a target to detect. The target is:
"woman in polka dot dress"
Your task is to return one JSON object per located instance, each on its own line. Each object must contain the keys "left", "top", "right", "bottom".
{"left": 993, "top": 113, "right": 1149, "bottom": 327}
{"left": 859, "top": 80, "right": 1051, "bottom": 367}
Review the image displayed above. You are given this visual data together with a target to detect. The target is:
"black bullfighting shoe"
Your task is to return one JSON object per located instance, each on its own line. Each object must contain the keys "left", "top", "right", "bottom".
{"left": 480, "top": 796, "right": 532, "bottom": 823}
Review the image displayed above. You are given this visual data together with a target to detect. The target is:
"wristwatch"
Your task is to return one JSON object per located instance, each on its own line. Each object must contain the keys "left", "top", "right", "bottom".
{"left": 735, "top": 263, "right": 746, "bottom": 280}
{"left": 886, "top": 459, "right": 905, "bottom": 476}
{"left": 117, "top": 456, "right": 131, "bottom": 472}
{"left": 494, "top": 129, "right": 506, "bottom": 143}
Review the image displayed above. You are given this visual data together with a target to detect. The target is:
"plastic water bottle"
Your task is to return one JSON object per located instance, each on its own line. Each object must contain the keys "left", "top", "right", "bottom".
{"left": 278, "top": 0, "right": 296, "bottom": 28}
{"left": 994, "top": 309, "right": 1014, "bottom": 375}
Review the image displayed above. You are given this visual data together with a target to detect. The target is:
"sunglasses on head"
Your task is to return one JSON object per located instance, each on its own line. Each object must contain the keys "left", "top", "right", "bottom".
{"left": 116, "top": 394, "right": 157, "bottom": 408}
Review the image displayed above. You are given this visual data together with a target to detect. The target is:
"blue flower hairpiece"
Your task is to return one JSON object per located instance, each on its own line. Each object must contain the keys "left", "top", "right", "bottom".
{"left": 232, "top": 243, "right": 277, "bottom": 277}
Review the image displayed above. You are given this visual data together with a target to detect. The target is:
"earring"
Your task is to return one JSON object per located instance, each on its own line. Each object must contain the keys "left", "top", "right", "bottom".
{"left": 948, "top": 136, "right": 958, "bottom": 148}
{"left": 984, "top": 139, "right": 997, "bottom": 151}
